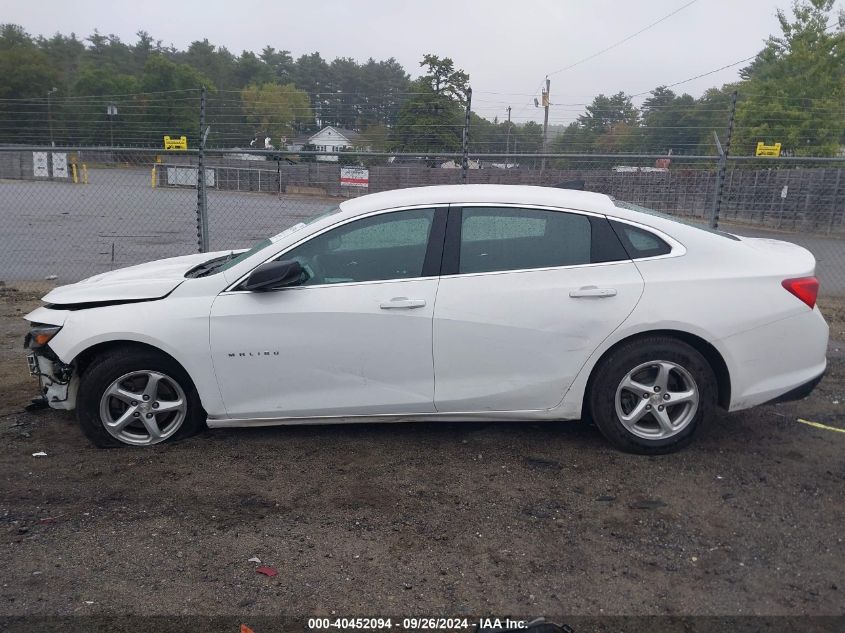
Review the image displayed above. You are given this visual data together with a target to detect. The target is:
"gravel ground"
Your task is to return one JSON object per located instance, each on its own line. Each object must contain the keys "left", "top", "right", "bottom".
{"left": 0, "top": 291, "right": 843, "bottom": 624}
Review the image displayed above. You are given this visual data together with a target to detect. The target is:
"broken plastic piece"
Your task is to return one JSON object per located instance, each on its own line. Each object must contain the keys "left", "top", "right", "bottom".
{"left": 255, "top": 565, "right": 278, "bottom": 577}
{"left": 32, "top": 451, "right": 47, "bottom": 457}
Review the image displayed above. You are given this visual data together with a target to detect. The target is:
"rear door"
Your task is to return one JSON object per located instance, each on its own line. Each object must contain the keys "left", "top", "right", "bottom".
{"left": 432, "top": 205, "right": 644, "bottom": 412}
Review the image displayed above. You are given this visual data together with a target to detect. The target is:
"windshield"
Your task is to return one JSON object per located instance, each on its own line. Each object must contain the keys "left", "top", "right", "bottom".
{"left": 611, "top": 199, "right": 740, "bottom": 241}
{"left": 214, "top": 207, "right": 342, "bottom": 274}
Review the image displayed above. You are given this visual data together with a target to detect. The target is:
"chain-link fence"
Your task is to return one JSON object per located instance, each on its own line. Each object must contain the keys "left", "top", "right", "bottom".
{"left": 1, "top": 145, "right": 844, "bottom": 301}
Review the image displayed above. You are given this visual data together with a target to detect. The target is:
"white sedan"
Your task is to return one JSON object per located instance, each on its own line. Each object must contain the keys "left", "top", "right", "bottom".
{"left": 24, "top": 185, "right": 828, "bottom": 453}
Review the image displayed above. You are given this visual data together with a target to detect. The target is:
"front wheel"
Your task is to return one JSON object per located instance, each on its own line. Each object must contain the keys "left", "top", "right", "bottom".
{"left": 588, "top": 336, "right": 716, "bottom": 454}
{"left": 77, "top": 349, "right": 206, "bottom": 448}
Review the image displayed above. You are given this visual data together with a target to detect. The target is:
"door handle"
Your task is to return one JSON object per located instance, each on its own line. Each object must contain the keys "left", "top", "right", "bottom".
{"left": 379, "top": 297, "right": 427, "bottom": 309}
{"left": 569, "top": 286, "right": 617, "bottom": 298}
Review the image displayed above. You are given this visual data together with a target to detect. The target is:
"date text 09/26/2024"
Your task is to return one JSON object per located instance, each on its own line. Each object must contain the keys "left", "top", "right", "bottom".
{"left": 306, "top": 617, "right": 548, "bottom": 630}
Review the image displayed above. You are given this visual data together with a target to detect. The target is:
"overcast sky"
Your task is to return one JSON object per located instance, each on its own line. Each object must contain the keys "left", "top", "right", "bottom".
{"left": 4, "top": 0, "right": 842, "bottom": 124}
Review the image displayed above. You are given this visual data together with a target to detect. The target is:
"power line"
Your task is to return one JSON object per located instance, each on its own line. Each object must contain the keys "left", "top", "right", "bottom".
{"left": 628, "top": 19, "right": 842, "bottom": 98}
{"left": 630, "top": 54, "right": 757, "bottom": 97}
{"left": 547, "top": 0, "right": 699, "bottom": 77}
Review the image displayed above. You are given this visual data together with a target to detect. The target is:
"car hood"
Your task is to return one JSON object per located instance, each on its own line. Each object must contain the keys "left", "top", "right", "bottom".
{"left": 42, "top": 251, "right": 234, "bottom": 305}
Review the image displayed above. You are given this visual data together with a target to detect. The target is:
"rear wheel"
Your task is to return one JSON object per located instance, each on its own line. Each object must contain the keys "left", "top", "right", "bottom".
{"left": 588, "top": 336, "right": 716, "bottom": 454}
{"left": 77, "top": 350, "right": 205, "bottom": 448}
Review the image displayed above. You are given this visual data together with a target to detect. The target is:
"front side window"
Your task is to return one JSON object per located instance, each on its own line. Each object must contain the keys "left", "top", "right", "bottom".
{"left": 459, "top": 207, "right": 592, "bottom": 274}
{"left": 280, "top": 208, "right": 435, "bottom": 286}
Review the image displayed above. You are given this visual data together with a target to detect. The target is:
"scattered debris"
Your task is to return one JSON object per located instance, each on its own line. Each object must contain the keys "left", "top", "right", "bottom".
{"left": 44, "top": 275, "right": 58, "bottom": 280}
{"left": 248, "top": 556, "right": 261, "bottom": 563}
{"left": 524, "top": 457, "right": 563, "bottom": 470}
{"left": 628, "top": 499, "right": 667, "bottom": 510}
{"left": 255, "top": 565, "right": 278, "bottom": 577}
{"left": 595, "top": 495, "right": 616, "bottom": 502}
{"left": 31, "top": 451, "right": 47, "bottom": 457}
{"left": 240, "top": 625, "right": 255, "bottom": 633}
{"left": 25, "top": 396, "right": 49, "bottom": 412}
{"left": 797, "top": 418, "right": 845, "bottom": 434}
{"left": 38, "top": 516, "right": 60, "bottom": 524}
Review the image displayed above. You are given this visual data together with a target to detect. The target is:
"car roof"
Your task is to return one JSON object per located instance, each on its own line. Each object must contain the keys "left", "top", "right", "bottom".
{"left": 339, "top": 184, "right": 616, "bottom": 216}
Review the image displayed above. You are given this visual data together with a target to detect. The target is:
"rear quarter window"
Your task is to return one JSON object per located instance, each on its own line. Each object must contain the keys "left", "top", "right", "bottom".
{"left": 610, "top": 221, "right": 672, "bottom": 259}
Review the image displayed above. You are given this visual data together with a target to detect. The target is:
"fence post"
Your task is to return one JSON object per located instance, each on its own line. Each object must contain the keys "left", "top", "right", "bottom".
{"left": 827, "top": 168, "right": 841, "bottom": 234}
{"left": 462, "top": 86, "right": 472, "bottom": 183}
{"left": 196, "top": 85, "right": 209, "bottom": 253}
{"left": 709, "top": 90, "right": 738, "bottom": 229}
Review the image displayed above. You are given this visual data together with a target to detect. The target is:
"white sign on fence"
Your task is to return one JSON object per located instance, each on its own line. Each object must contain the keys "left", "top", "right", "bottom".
{"left": 52, "top": 153, "right": 68, "bottom": 178}
{"left": 340, "top": 166, "right": 369, "bottom": 188}
{"left": 32, "top": 152, "right": 49, "bottom": 178}
{"left": 166, "top": 167, "right": 215, "bottom": 187}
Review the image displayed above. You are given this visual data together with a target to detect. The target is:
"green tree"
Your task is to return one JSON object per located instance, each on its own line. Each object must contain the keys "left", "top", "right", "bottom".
{"left": 631, "top": 87, "right": 707, "bottom": 154}
{"left": 137, "top": 54, "right": 214, "bottom": 144}
{"left": 0, "top": 25, "right": 62, "bottom": 143}
{"left": 734, "top": 0, "right": 844, "bottom": 156}
{"left": 182, "top": 39, "right": 235, "bottom": 90}
{"left": 70, "top": 69, "right": 138, "bottom": 144}
{"left": 241, "top": 82, "right": 311, "bottom": 142}
{"left": 392, "top": 54, "right": 469, "bottom": 152}
{"left": 418, "top": 54, "right": 469, "bottom": 103}
{"left": 578, "top": 92, "right": 638, "bottom": 136}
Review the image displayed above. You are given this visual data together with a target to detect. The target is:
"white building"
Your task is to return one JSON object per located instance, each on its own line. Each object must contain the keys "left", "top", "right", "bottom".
{"left": 287, "top": 126, "right": 364, "bottom": 162}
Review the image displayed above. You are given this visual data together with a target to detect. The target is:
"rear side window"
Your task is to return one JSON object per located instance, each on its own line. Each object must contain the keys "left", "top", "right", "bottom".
{"left": 610, "top": 221, "right": 672, "bottom": 259}
{"left": 459, "top": 207, "right": 591, "bottom": 274}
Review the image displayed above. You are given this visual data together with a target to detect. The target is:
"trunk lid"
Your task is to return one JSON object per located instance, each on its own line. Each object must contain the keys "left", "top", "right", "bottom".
{"left": 738, "top": 237, "right": 816, "bottom": 276}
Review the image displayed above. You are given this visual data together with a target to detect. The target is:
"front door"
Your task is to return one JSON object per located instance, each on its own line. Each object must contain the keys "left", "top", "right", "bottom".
{"left": 210, "top": 207, "right": 444, "bottom": 420}
{"left": 433, "top": 206, "right": 643, "bottom": 412}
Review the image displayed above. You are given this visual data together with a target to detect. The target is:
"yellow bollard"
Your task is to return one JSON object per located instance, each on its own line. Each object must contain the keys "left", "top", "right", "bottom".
{"left": 82, "top": 164, "right": 89, "bottom": 184}
{"left": 71, "top": 163, "right": 78, "bottom": 184}
{"left": 151, "top": 165, "right": 157, "bottom": 188}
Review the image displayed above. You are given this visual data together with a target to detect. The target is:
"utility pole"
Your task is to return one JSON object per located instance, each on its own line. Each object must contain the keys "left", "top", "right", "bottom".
{"left": 505, "top": 105, "right": 512, "bottom": 168}
{"left": 461, "top": 86, "right": 472, "bottom": 183}
{"left": 47, "top": 87, "right": 57, "bottom": 147}
{"left": 540, "top": 77, "right": 550, "bottom": 174}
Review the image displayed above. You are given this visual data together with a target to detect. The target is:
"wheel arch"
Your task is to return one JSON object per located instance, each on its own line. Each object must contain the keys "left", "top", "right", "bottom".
{"left": 72, "top": 340, "right": 199, "bottom": 393}
{"left": 583, "top": 329, "right": 731, "bottom": 414}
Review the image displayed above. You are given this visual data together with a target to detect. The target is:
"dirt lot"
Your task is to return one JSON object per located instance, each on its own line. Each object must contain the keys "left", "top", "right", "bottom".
{"left": 0, "top": 289, "right": 843, "bottom": 624}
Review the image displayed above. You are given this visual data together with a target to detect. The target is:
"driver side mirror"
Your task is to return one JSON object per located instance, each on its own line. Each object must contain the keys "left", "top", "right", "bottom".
{"left": 242, "top": 259, "right": 306, "bottom": 291}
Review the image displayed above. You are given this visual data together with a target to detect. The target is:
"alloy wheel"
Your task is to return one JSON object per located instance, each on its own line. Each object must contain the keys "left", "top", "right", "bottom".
{"left": 98, "top": 370, "right": 188, "bottom": 446}
{"left": 614, "top": 360, "right": 699, "bottom": 440}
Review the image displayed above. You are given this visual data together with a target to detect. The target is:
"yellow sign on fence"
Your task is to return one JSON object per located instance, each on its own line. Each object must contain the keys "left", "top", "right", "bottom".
{"left": 163, "top": 135, "right": 188, "bottom": 150}
{"left": 755, "top": 142, "right": 781, "bottom": 157}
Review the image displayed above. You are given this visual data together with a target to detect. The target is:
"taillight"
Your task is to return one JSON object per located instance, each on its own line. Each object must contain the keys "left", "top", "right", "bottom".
{"left": 782, "top": 276, "right": 819, "bottom": 309}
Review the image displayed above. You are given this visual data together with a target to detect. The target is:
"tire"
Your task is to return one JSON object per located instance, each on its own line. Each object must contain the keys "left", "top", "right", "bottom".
{"left": 587, "top": 336, "right": 716, "bottom": 454}
{"left": 76, "top": 348, "right": 206, "bottom": 448}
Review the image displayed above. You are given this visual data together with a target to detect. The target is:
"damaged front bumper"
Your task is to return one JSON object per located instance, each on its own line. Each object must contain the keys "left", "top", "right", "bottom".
{"left": 25, "top": 343, "right": 78, "bottom": 411}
